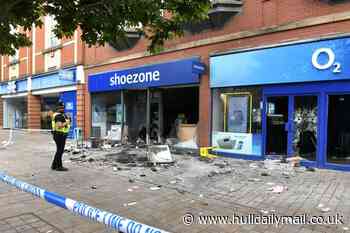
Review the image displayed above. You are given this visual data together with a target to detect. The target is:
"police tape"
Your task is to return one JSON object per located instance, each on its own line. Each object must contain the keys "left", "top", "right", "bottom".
{"left": 0, "top": 172, "right": 170, "bottom": 233}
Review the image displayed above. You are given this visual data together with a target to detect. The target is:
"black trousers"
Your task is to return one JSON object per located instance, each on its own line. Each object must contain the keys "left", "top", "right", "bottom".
{"left": 51, "top": 132, "right": 67, "bottom": 169}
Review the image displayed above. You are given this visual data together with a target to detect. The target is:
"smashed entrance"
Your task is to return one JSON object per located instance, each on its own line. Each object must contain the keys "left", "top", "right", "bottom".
{"left": 124, "top": 86, "right": 199, "bottom": 148}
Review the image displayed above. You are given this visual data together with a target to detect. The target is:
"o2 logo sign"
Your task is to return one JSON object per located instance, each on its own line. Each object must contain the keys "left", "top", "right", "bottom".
{"left": 312, "top": 48, "right": 341, "bottom": 73}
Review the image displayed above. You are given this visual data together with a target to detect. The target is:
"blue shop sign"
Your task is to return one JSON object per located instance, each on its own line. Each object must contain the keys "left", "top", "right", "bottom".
{"left": 88, "top": 58, "right": 205, "bottom": 92}
{"left": 210, "top": 37, "right": 350, "bottom": 88}
{"left": 32, "top": 68, "right": 76, "bottom": 90}
{"left": 0, "top": 79, "right": 28, "bottom": 95}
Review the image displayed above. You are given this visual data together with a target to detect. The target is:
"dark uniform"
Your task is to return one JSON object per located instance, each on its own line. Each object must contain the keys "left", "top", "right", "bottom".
{"left": 51, "top": 103, "right": 70, "bottom": 171}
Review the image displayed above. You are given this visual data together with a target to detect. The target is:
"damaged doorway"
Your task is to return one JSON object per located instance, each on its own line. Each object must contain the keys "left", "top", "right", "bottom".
{"left": 124, "top": 86, "right": 199, "bottom": 147}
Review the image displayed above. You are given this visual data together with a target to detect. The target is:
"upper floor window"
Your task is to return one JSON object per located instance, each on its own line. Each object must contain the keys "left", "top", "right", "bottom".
{"left": 9, "top": 49, "right": 19, "bottom": 64}
{"left": 45, "top": 15, "right": 60, "bottom": 48}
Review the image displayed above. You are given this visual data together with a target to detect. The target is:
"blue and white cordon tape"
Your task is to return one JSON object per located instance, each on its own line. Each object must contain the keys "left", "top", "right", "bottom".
{"left": 0, "top": 172, "right": 170, "bottom": 233}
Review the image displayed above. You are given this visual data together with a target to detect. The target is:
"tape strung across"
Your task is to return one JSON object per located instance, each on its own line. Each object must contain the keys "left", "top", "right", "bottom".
{"left": 0, "top": 172, "right": 170, "bottom": 233}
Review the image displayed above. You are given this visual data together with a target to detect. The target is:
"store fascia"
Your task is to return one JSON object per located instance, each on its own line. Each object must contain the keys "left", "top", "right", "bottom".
{"left": 30, "top": 66, "right": 84, "bottom": 138}
{"left": 210, "top": 35, "right": 350, "bottom": 171}
{"left": 88, "top": 57, "right": 205, "bottom": 148}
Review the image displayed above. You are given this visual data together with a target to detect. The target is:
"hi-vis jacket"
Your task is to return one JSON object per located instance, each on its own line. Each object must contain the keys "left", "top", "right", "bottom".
{"left": 51, "top": 113, "right": 70, "bottom": 134}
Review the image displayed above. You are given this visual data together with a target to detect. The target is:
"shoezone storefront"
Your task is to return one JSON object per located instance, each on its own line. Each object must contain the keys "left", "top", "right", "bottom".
{"left": 31, "top": 66, "right": 84, "bottom": 138}
{"left": 88, "top": 58, "right": 205, "bottom": 146}
{"left": 0, "top": 79, "right": 28, "bottom": 129}
{"left": 210, "top": 36, "right": 350, "bottom": 171}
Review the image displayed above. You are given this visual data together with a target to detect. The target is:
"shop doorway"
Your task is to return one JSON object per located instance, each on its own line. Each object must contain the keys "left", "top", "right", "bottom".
{"left": 327, "top": 94, "right": 350, "bottom": 165}
{"left": 266, "top": 96, "right": 289, "bottom": 155}
{"left": 264, "top": 94, "right": 319, "bottom": 161}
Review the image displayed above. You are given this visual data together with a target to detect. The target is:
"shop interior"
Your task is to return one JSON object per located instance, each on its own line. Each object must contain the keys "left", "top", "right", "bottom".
{"left": 41, "top": 95, "right": 60, "bottom": 129}
{"left": 327, "top": 94, "right": 350, "bottom": 164}
{"left": 91, "top": 86, "right": 199, "bottom": 147}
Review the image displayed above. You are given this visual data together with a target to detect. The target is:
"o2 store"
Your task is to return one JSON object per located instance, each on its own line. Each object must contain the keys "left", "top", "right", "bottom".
{"left": 210, "top": 36, "right": 350, "bottom": 171}
{"left": 88, "top": 58, "right": 205, "bottom": 145}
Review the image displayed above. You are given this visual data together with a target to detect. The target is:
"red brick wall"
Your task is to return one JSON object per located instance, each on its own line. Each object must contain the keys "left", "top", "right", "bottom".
{"left": 61, "top": 44, "right": 75, "bottom": 67}
{"left": 84, "top": 0, "right": 350, "bottom": 66}
{"left": 27, "top": 94, "right": 41, "bottom": 129}
{"left": 76, "top": 84, "right": 85, "bottom": 133}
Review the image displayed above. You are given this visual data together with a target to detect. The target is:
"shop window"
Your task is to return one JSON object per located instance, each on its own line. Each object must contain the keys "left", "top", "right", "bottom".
{"left": 91, "top": 92, "right": 123, "bottom": 139}
{"left": 212, "top": 87, "right": 262, "bottom": 156}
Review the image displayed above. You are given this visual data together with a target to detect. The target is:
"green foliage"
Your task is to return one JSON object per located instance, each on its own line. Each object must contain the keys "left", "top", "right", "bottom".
{"left": 0, "top": 0, "right": 210, "bottom": 55}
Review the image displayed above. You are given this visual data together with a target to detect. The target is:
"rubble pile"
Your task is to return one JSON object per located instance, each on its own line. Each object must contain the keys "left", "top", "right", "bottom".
{"left": 65, "top": 139, "right": 318, "bottom": 200}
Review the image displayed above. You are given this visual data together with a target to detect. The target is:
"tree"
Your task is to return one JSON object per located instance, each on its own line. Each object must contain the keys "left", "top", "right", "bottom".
{"left": 0, "top": 0, "right": 211, "bottom": 55}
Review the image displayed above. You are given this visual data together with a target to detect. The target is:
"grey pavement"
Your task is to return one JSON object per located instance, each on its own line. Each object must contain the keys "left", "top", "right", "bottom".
{"left": 0, "top": 130, "right": 349, "bottom": 233}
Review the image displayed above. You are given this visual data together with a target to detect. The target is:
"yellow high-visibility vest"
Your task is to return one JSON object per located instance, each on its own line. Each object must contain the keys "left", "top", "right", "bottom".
{"left": 52, "top": 112, "right": 70, "bottom": 134}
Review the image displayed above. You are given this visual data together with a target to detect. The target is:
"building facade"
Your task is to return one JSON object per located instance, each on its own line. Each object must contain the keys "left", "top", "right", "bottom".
{"left": 2, "top": 0, "right": 350, "bottom": 170}
{"left": 0, "top": 16, "right": 85, "bottom": 138}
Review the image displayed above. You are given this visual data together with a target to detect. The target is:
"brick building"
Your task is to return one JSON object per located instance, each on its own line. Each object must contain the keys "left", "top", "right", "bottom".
{"left": 2, "top": 0, "right": 350, "bottom": 170}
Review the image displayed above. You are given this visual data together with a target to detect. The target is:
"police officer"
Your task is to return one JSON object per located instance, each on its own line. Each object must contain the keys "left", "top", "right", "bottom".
{"left": 51, "top": 102, "right": 71, "bottom": 171}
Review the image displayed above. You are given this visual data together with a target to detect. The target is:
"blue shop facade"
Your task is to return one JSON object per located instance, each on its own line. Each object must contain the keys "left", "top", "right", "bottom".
{"left": 88, "top": 57, "right": 205, "bottom": 144}
{"left": 210, "top": 36, "right": 350, "bottom": 171}
{"left": 0, "top": 66, "right": 83, "bottom": 138}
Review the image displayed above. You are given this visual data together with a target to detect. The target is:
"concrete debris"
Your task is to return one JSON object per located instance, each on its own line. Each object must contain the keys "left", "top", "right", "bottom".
{"left": 343, "top": 227, "right": 349, "bottom": 231}
{"left": 249, "top": 163, "right": 259, "bottom": 169}
{"left": 176, "top": 188, "right": 186, "bottom": 195}
{"left": 127, "top": 189, "right": 133, "bottom": 192}
{"left": 169, "top": 180, "right": 177, "bottom": 184}
{"left": 269, "top": 185, "right": 287, "bottom": 194}
{"left": 140, "top": 174, "right": 146, "bottom": 177}
{"left": 123, "top": 202, "right": 137, "bottom": 207}
{"left": 88, "top": 158, "right": 95, "bottom": 162}
{"left": 150, "top": 186, "right": 161, "bottom": 191}
{"left": 91, "top": 185, "right": 97, "bottom": 189}
{"left": 128, "top": 179, "right": 135, "bottom": 183}
{"left": 151, "top": 167, "right": 158, "bottom": 172}
{"left": 248, "top": 178, "right": 261, "bottom": 182}
{"left": 321, "top": 207, "right": 330, "bottom": 213}
{"left": 261, "top": 172, "right": 270, "bottom": 176}
{"left": 148, "top": 145, "right": 174, "bottom": 163}
{"left": 260, "top": 210, "right": 269, "bottom": 215}
{"left": 266, "top": 182, "right": 275, "bottom": 186}
{"left": 113, "top": 167, "right": 118, "bottom": 172}
{"left": 317, "top": 203, "right": 330, "bottom": 212}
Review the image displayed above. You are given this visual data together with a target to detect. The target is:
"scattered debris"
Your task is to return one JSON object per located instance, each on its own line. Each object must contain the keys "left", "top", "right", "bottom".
{"left": 317, "top": 204, "right": 330, "bottom": 212}
{"left": 140, "top": 174, "right": 146, "bottom": 177}
{"left": 113, "top": 167, "right": 118, "bottom": 172}
{"left": 128, "top": 179, "right": 135, "bottom": 183}
{"left": 268, "top": 185, "right": 287, "bottom": 194}
{"left": 199, "top": 194, "right": 203, "bottom": 198}
{"left": 343, "top": 227, "right": 349, "bottom": 231}
{"left": 123, "top": 202, "right": 137, "bottom": 207}
{"left": 306, "top": 167, "right": 316, "bottom": 172}
{"left": 150, "top": 186, "right": 161, "bottom": 191}
{"left": 176, "top": 188, "right": 186, "bottom": 195}
{"left": 261, "top": 172, "right": 270, "bottom": 176}
{"left": 248, "top": 178, "right": 261, "bottom": 182}
{"left": 249, "top": 163, "right": 258, "bottom": 169}
{"left": 88, "top": 158, "right": 95, "bottom": 162}
{"left": 260, "top": 210, "right": 269, "bottom": 215}
{"left": 91, "top": 185, "right": 97, "bottom": 189}
{"left": 148, "top": 145, "right": 175, "bottom": 163}
{"left": 151, "top": 167, "right": 158, "bottom": 172}
{"left": 266, "top": 182, "right": 275, "bottom": 186}
{"left": 127, "top": 189, "right": 133, "bottom": 192}
{"left": 169, "top": 180, "right": 177, "bottom": 184}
